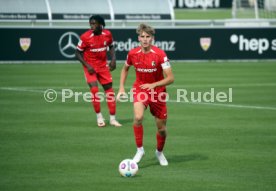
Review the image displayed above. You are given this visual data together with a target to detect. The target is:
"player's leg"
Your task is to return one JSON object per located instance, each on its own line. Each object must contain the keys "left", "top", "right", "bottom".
{"left": 102, "top": 81, "right": 121, "bottom": 127}
{"left": 154, "top": 117, "right": 168, "bottom": 166}
{"left": 150, "top": 100, "right": 169, "bottom": 166}
{"left": 83, "top": 67, "right": 104, "bottom": 127}
{"left": 88, "top": 81, "right": 105, "bottom": 127}
{"left": 132, "top": 102, "right": 146, "bottom": 163}
{"left": 155, "top": 117, "right": 167, "bottom": 151}
{"left": 97, "top": 69, "right": 121, "bottom": 126}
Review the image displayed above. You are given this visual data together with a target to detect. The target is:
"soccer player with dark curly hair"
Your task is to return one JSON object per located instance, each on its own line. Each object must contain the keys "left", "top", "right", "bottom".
{"left": 76, "top": 15, "right": 121, "bottom": 127}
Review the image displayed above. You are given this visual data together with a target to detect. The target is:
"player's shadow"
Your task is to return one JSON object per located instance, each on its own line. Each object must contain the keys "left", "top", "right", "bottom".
{"left": 117, "top": 118, "right": 133, "bottom": 125}
{"left": 139, "top": 153, "right": 208, "bottom": 169}
{"left": 168, "top": 154, "right": 208, "bottom": 163}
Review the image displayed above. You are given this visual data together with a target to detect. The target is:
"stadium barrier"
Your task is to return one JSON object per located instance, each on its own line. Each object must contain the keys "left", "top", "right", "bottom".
{"left": 0, "top": 0, "right": 173, "bottom": 21}
{"left": 0, "top": 27, "right": 275, "bottom": 61}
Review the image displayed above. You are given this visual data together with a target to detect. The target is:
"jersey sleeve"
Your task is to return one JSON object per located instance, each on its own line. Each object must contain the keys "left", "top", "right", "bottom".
{"left": 106, "top": 30, "right": 113, "bottom": 47}
{"left": 125, "top": 52, "right": 133, "bottom": 66}
{"left": 77, "top": 34, "right": 87, "bottom": 51}
{"left": 159, "top": 51, "right": 171, "bottom": 70}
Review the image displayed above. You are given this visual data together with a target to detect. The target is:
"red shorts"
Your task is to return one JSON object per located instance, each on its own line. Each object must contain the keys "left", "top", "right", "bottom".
{"left": 83, "top": 67, "right": 112, "bottom": 85}
{"left": 133, "top": 89, "right": 167, "bottom": 119}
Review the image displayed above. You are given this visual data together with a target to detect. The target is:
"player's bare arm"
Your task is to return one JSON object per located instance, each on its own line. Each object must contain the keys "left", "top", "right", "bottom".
{"left": 140, "top": 67, "right": 174, "bottom": 90}
{"left": 75, "top": 50, "right": 95, "bottom": 74}
{"left": 117, "top": 64, "right": 130, "bottom": 98}
{"left": 108, "top": 45, "right": 116, "bottom": 71}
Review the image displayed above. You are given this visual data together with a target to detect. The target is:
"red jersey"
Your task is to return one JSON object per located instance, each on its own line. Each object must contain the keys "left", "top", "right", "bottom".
{"left": 126, "top": 45, "right": 171, "bottom": 93}
{"left": 77, "top": 29, "right": 113, "bottom": 72}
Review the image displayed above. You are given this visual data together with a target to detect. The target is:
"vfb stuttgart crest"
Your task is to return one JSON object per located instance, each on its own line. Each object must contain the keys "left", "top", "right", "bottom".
{"left": 200, "top": 37, "right": 211, "bottom": 51}
{"left": 19, "top": 38, "right": 31, "bottom": 52}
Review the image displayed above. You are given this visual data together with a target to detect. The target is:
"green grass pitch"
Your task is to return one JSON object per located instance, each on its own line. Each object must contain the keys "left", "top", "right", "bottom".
{"left": 0, "top": 61, "right": 276, "bottom": 191}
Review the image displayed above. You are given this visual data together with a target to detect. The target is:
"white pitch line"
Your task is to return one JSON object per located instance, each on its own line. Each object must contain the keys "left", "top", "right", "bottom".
{"left": 0, "top": 87, "right": 64, "bottom": 95}
{"left": 170, "top": 83, "right": 276, "bottom": 88}
{"left": 0, "top": 87, "right": 46, "bottom": 93}
{"left": 1, "top": 82, "right": 276, "bottom": 90}
{"left": 168, "top": 100, "right": 276, "bottom": 111}
{"left": 1, "top": 87, "right": 276, "bottom": 111}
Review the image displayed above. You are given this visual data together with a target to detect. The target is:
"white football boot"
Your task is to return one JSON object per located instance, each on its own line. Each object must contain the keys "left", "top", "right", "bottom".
{"left": 155, "top": 150, "right": 168, "bottom": 166}
{"left": 133, "top": 147, "right": 145, "bottom": 163}
{"left": 97, "top": 117, "right": 106, "bottom": 127}
{"left": 110, "top": 119, "right": 122, "bottom": 127}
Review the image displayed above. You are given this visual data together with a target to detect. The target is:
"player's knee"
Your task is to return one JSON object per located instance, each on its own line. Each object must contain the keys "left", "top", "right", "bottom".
{"left": 90, "top": 86, "right": 99, "bottom": 94}
{"left": 158, "top": 128, "right": 167, "bottom": 136}
{"left": 88, "top": 81, "right": 98, "bottom": 88}
{"left": 134, "top": 114, "right": 143, "bottom": 124}
{"left": 157, "top": 122, "right": 167, "bottom": 135}
{"left": 103, "top": 83, "right": 113, "bottom": 91}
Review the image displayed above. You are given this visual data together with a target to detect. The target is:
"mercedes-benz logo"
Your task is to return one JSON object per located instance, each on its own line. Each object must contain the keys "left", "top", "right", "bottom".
{"left": 58, "top": 32, "right": 80, "bottom": 58}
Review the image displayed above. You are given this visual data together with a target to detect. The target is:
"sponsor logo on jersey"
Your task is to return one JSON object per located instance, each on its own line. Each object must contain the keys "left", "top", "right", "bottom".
{"left": 19, "top": 38, "right": 31, "bottom": 52}
{"left": 136, "top": 68, "right": 157, "bottom": 73}
{"left": 90, "top": 47, "right": 107, "bottom": 52}
{"left": 200, "top": 37, "right": 211, "bottom": 51}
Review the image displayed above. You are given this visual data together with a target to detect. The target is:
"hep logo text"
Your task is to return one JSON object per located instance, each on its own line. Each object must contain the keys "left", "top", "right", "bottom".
{"left": 230, "top": 34, "right": 276, "bottom": 54}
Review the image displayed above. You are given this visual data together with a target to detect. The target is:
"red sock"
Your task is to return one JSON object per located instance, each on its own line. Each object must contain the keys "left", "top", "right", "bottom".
{"left": 105, "top": 88, "right": 116, "bottom": 115}
{"left": 90, "top": 86, "right": 100, "bottom": 113}
{"left": 133, "top": 125, "right": 143, "bottom": 148}
{"left": 156, "top": 132, "right": 166, "bottom": 152}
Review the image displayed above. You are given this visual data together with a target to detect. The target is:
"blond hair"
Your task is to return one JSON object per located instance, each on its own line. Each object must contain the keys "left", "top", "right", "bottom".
{"left": 136, "top": 23, "right": 155, "bottom": 36}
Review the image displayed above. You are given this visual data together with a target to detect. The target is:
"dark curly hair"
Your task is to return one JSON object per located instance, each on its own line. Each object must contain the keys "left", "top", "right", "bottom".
{"left": 89, "top": 15, "right": 105, "bottom": 27}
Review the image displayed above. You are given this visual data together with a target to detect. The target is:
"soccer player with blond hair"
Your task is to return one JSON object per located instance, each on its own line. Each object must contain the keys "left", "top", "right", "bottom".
{"left": 117, "top": 23, "right": 174, "bottom": 166}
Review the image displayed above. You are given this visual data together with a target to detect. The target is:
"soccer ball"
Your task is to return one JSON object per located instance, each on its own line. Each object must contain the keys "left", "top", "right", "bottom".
{"left": 118, "top": 159, "right": 138, "bottom": 177}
